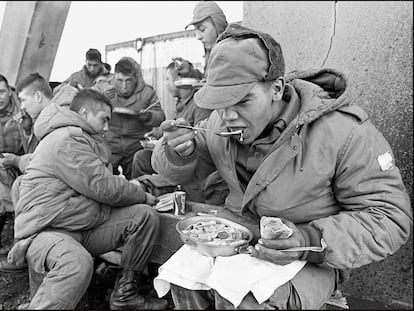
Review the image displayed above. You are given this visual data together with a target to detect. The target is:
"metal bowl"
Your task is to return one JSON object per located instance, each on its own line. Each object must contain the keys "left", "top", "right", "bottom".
{"left": 176, "top": 215, "right": 253, "bottom": 257}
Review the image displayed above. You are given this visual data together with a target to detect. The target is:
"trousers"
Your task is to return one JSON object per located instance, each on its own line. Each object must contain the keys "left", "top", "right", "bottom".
{"left": 131, "top": 148, "right": 155, "bottom": 179}
{"left": 26, "top": 204, "right": 160, "bottom": 309}
{"left": 171, "top": 262, "right": 336, "bottom": 310}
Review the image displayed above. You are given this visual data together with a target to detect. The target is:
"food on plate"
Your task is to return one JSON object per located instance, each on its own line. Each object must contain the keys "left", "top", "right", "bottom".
{"left": 181, "top": 219, "right": 250, "bottom": 246}
{"left": 260, "top": 216, "right": 293, "bottom": 239}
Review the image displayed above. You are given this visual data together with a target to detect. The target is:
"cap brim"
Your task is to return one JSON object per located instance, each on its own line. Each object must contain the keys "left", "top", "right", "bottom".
{"left": 194, "top": 82, "right": 256, "bottom": 110}
{"left": 185, "top": 16, "right": 209, "bottom": 30}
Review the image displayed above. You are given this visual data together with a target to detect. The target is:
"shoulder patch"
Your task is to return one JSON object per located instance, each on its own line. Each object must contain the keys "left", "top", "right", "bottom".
{"left": 377, "top": 151, "right": 394, "bottom": 171}
{"left": 337, "top": 105, "right": 369, "bottom": 123}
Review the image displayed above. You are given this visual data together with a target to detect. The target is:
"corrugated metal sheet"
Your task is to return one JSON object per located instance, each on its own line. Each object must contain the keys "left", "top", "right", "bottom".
{"left": 106, "top": 29, "right": 204, "bottom": 119}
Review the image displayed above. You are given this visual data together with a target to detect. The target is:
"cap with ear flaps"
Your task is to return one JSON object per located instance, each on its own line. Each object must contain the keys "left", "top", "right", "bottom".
{"left": 195, "top": 23, "right": 285, "bottom": 110}
{"left": 185, "top": 1, "right": 228, "bottom": 34}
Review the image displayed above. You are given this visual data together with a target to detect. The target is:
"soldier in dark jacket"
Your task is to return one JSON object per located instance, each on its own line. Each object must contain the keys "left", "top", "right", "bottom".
{"left": 105, "top": 57, "right": 165, "bottom": 179}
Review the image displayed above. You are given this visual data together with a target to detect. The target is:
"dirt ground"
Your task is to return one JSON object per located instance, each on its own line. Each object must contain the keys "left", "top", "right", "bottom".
{"left": 0, "top": 218, "right": 174, "bottom": 310}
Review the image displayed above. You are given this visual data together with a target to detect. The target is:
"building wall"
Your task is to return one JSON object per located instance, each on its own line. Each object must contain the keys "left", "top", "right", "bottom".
{"left": 243, "top": 1, "right": 413, "bottom": 308}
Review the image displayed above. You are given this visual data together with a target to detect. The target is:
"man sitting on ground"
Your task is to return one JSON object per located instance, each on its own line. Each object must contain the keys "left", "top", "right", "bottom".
{"left": 0, "top": 74, "right": 23, "bottom": 256}
{"left": 54, "top": 48, "right": 108, "bottom": 93}
{"left": 105, "top": 57, "right": 165, "bottom": 179}
{"left": 0, "top": 73, "right": 79, "bottom": 272}
{"left": 152, "top": 24, "right": 412, "bottom": 309}
{"left": 8, "top": 89, "right": 168, "bottom": 310}
{"left": 131, "top": 60, "right": 211, "bottom": 179}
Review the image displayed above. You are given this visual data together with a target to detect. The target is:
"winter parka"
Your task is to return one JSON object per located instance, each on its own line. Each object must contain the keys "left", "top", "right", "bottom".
{"left": 105, "top": 57, "right": 165, "bottom": 158}
{"left": 152, "top": 68, "right": 412, "bottom": 270}
{"left": 175, "top": 89, "right": 211, "bottom": 125}
{"left": 64, "top": 65, "right": 107, "bottom": 89}
{"left": 14, "top": 103, "right": 148, "bottom": 240}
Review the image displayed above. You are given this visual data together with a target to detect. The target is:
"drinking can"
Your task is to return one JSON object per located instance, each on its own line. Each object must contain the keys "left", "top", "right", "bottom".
{"left": 173, "top": 191, "right": 186, "bottom": 215}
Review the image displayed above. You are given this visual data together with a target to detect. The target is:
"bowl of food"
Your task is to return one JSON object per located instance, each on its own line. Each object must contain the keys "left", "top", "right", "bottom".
{"left": 176, "top": 215, "right": 253, "bottom": 257}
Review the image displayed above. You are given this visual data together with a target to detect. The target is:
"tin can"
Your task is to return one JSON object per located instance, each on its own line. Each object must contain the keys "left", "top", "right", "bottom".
{"left": 173, "top": 191, "right": 186, "bottom": 215}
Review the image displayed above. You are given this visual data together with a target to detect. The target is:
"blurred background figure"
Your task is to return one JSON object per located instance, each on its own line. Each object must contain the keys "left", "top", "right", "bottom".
{"left": 0, "top": 74, "right": 23, "bottom": 256}
{"left": 105, "top": 57, "right": 164, "bottom": 179}
{"left": 54, "top": 48, "right": 109, "bottom": 93}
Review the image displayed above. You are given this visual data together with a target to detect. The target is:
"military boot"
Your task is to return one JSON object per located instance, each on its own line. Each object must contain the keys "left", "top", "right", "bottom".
{"left": 109, "top": 270, "right": 168, "bottom": 310}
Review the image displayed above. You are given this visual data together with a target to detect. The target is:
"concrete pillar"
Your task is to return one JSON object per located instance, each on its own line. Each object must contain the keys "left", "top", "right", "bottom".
{"left": 0, "top": 1, "right": 70, "bottom": 87}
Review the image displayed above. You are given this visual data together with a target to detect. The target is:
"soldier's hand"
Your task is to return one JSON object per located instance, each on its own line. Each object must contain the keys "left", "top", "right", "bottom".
{"left": 0, "top": 153, "right": 19, "bottom": 169}
{"left": 145, "top": 192, "right": 159, "bottom": 206}
{"left": 172, "top": 57, "right": 192, "bottom": 77}
{"left": 249, "top": 218, "right": 306, "bottom": 265}
{"left": 104, "top": 86, "right": 116, "bottom": 100}
{"left": 137, "top": 111, "right": 152, "bottom": 122}
{"left": 160, "top": 118, "right": 196, "bottom": 157}
{"left": 92, "top": 80, "right": 116, "bottom": 99}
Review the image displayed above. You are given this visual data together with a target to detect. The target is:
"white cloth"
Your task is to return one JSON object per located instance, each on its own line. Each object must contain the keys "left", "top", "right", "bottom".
{"left": 154, "top": 245, "right": 213, "bottom": 297}
{"left": 154, "top": 245, "right": 306, "bottom": 308}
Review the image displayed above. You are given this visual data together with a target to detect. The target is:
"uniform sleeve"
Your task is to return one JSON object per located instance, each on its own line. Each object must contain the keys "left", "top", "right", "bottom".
{"left": 152, "top": 118, "right": 215, "bottom": 185}
{"left": 311, "top": 120, "right": 412, "bottom": 270}
{"left": 53, "top": 135, "right": 147, "bottom": 207}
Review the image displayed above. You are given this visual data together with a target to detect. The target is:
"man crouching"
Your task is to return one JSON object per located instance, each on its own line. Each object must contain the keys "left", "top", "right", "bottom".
{"left": 11, "top": 89, "right": 167, "bottom": 310}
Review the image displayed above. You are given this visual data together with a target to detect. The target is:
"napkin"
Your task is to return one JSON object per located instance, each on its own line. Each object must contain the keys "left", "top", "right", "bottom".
{"left": 154, "top": 245, "right": 213, "bottom": 297}
{"left": 153, "top": 245, "right": 306, "bottom": 308}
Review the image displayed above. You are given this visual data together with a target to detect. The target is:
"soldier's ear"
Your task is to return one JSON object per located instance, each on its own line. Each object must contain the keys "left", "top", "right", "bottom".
{"left": 34, "top": 91, "right": 42, "bottom": 103}
{"left": 271, "top": 77, "right": 285, "bottom": 102}
{"left": 79, "top": 107, "right": 89, "bottom": 120}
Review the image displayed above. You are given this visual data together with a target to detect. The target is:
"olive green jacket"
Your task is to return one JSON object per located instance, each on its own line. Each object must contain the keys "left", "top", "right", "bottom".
{"left": 153, "top": 68, "right": 412, "bottom": 270}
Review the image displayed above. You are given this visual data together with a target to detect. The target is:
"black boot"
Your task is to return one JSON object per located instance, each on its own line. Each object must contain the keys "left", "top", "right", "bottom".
{"left": 109, "top": 270, "right": 168, "bottom": 310}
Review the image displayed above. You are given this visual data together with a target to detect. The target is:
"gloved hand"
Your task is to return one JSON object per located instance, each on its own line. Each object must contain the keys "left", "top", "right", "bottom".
{"left": 137, "top": 111, "right": 152, "bottom": 122}
{"left": 249, "top": 218, "right": 306, "bottom": 265}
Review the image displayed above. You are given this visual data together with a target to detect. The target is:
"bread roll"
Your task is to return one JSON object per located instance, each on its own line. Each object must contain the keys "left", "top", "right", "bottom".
{"left": 260, "top": 216, "right": 293, "bottom": 239}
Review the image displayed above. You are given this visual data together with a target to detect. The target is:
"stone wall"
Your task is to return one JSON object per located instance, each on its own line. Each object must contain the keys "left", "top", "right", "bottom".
{"left": 243, "top": 1, "right": 412, "bottom": 308}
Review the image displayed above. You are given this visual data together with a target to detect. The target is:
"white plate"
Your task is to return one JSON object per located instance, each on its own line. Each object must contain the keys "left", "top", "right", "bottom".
{"left": 113, "top": 107, "right": 138, "bottom": 115}
{"left": 175, "top": 78, "right": 199, "bottom": 89}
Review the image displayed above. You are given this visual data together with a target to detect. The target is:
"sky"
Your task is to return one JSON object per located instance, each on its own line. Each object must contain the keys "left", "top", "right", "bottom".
{"left": 0, "top": 1, "right": 243, "bottom": 81}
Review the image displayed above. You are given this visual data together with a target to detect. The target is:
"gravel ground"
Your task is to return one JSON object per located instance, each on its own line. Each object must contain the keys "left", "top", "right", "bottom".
{"left": 0, "top": 218, "right": 174, "bottom": 310}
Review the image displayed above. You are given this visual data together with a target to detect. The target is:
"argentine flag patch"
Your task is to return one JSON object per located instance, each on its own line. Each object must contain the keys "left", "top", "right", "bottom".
{"left": 377, "top": 151, "right": 394, "bottom": 171}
